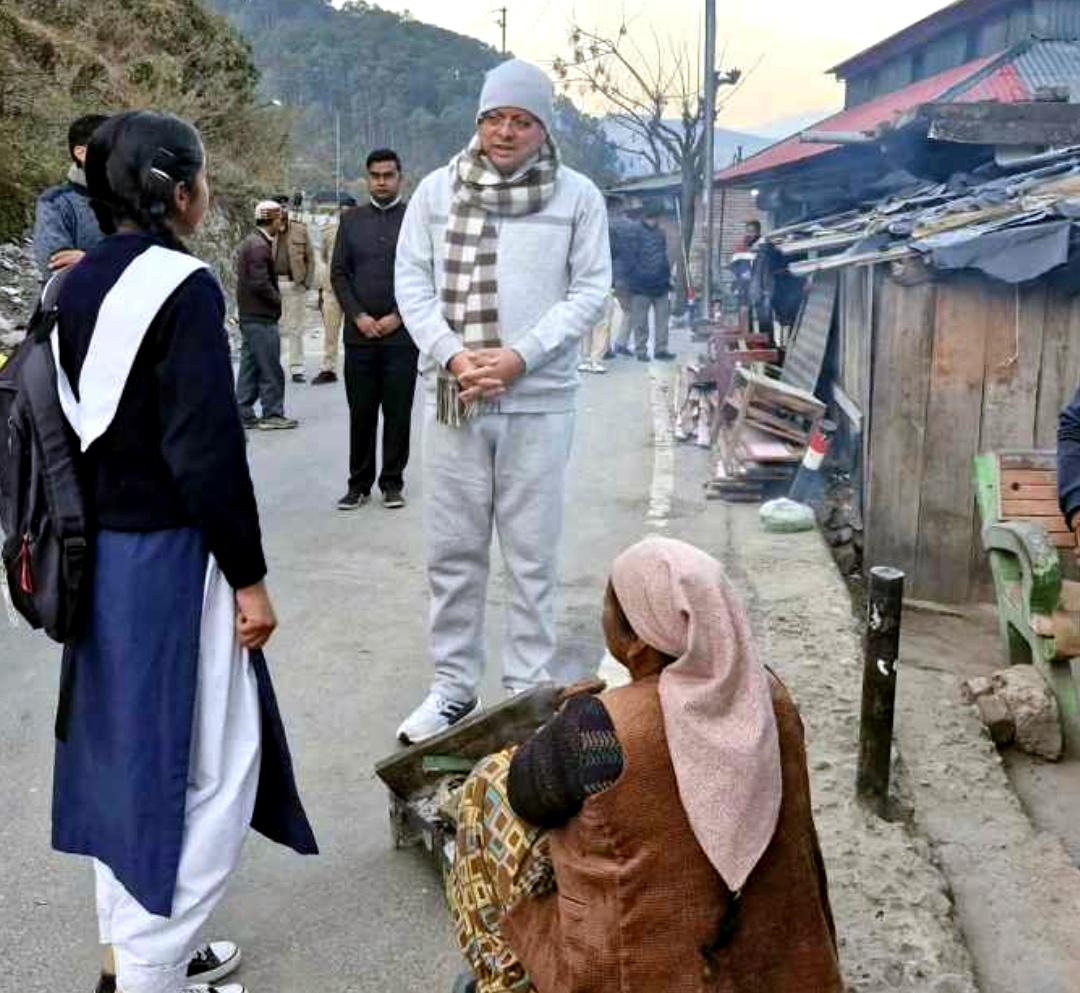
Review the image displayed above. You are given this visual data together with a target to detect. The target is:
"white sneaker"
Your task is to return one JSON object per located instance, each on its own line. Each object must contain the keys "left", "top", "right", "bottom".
{"left": 577, "top": 360, "right": 593, "bottom": 373}
{"left": 397, "top": 692, "right": 479, "bottom": 744}
{"left": 186, "top": 942, "right": 241, "bottom": 985}
{"left": 590, "top": 361, "right": 607, "bottom": 374}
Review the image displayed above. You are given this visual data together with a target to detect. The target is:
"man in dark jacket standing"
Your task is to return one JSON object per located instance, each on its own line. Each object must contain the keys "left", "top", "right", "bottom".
{"left": 331, "top": 148, "right": 417, "bottom": 510}
{"left": 235, "top": 201, "right": 298, "bottom": 431}
{"left": 628, "top": 199, "right": 675, "bottom": 362}
{"left": 32, "top": 114, "right": 109, "bottom": 279}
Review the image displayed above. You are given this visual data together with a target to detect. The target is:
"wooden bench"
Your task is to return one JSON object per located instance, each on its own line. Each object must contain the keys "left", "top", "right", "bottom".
{"left": 973, "top": 450, "right": 1080, "bottom": 752}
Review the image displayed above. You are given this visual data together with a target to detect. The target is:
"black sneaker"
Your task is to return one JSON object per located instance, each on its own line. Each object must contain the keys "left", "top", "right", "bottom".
{"left": 383, "top": 490, "right": 406, "bottom": 509}
{"left": 256, "top": 414, "right": 299, "bottom": 430}
{"left": 240, "top": 417, "right": 258, "bottom": 430}
{"left": 654, "top": 350, "right": 677, "bottom": 361}
{"left": 636, "top": 351, "right": 650, "bottom": 362}
{"left": 187, "top": 942, "right": 242, "bottom": 984}
{"left": 94, "top": 975, "right": 116, "bottom": 993}
{"left": 311, "top": 370, "right": 337, "bottom": 385}
{"left": 337, "top": 490, "right": 370, "bottom": 511}
{"left": 291, "top": 372, "right": 306, "bottom": 384}
{"left": 613, "top": 343, "right": 633, "bottom": 357}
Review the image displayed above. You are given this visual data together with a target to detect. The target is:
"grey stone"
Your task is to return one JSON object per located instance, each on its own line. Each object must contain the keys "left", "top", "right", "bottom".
{"left": 992, "top": 666, "right": 1063, "bottom": 761}
{"left": 975, "top": 693, "right": 1016, "bottom": 745}
{"left": 959, "top": 675, "right": 994, "bottom": 705}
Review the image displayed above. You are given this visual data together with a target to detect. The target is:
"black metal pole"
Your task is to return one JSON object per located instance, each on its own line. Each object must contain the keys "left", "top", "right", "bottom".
{"left": 856, "top": 566, "right": 904, "bottom": 817}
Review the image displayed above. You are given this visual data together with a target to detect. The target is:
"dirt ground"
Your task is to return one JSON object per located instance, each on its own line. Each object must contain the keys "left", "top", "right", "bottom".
{"left": 897, "top": 604, "right": 1080, "bottom": 992}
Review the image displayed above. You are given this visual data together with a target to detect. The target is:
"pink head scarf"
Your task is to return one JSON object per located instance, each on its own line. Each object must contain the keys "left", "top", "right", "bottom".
{"left": 610, "top": 536, "right": 782, "bottom": 892}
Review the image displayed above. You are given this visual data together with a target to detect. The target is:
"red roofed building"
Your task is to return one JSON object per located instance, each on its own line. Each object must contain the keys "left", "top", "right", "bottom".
{"left": 717, "top": 0, "right": 1080, "bottom": 222}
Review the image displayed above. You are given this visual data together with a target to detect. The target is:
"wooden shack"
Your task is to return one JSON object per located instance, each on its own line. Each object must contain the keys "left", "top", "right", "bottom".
{"left": 837, "top": 266, "right": 1080, "bottom": 603}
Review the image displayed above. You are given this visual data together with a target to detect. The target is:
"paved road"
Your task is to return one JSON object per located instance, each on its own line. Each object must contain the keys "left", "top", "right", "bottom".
{"left": 0, "top": 326, "right": 713, "bottom": 992}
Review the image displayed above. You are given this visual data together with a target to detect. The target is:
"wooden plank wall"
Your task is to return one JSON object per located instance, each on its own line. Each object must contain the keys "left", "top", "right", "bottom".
{"left": 839, "top": 268, "right": 868, "bottom": 410}
{"left": 867, "top": 273, "right": 1080, "bottom": 604}
{"left": 865, "top": 276, "right": 936, "bottom": 583}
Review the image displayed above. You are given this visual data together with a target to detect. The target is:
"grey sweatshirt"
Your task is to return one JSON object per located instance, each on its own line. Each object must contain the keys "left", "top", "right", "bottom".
{"left": 395, "top": 160, "right": 611, "bottom": 413}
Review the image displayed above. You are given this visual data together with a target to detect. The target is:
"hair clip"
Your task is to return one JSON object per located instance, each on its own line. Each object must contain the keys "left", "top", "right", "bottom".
{"left": 149, "top": 167, "right": 173, "bottom": 182}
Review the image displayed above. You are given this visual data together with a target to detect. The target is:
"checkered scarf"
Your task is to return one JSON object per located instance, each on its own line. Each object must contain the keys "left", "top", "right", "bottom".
{"left": 438, "top": 134, "right": 559, "bottom": 425}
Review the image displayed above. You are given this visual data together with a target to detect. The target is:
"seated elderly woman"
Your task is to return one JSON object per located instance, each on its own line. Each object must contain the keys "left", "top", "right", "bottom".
{"left": 446, "top": 535, "right": 842, "bottom": 993}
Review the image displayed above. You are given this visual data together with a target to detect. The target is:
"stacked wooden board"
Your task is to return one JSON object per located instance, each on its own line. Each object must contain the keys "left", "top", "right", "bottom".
{"left": 709, "top": 367, "right": 826, "bottom": 502}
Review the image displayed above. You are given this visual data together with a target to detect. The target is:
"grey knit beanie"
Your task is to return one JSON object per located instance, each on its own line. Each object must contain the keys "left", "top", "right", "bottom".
{"left": 477, "top": 59, "right": 554, "bottom": 134}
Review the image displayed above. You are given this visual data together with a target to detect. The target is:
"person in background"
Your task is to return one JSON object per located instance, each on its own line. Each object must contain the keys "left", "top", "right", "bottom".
{"left": 330, "top": 150, "right": 416, "bottom": 511}
{"left": 273, "top": 195, "right": 315, "bottom": 383}
{"left": 32, "top": 114, "right": 110, "bottom": 279}
{"left": 628, "top": 199, "right": 674, "bottom": 362}
{"left": 446, "top": 537, "right": 842, "bottom": 993}
{"left": 737, "top": 218, "right": 762, "bottom": 253}
{"left": 235, "top": 201, "right": 298, "bottom": 431}
{"left": 395, "top": 59, "right": 610, "bottom": 744}
{"left": 312, "top": 195, "right": 357, "bottom": 386}
{"left": 604, "top": 195, "right": 638, "bottom": 358}
{"left": 577, "top": 290, "right": 620, "bottom": 375}
{"left": 54, "top": 110, "right": 316, "bottom": 993}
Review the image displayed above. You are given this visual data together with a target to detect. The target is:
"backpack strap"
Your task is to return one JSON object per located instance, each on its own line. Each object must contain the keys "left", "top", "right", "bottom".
{"left": 50, "top": 246, "right": 208, "bottom": 451}
{"left": 20, "top": 342, "right": 85, "bottom": 544}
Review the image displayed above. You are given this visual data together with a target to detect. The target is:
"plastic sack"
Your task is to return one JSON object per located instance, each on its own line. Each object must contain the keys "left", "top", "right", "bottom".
{"left": 760, "top": 498, "right": 815, "bottom": 534}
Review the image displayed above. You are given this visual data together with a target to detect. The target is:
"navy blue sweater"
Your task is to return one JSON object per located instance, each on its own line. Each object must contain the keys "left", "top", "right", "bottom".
{"left": 56, "top": 232, "right": 267, "bottom": 589}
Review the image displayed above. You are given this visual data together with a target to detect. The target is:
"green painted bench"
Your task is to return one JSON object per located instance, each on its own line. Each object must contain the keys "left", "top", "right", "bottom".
{"left": 974, "top": 450, "right": 1080, "bottom": 753}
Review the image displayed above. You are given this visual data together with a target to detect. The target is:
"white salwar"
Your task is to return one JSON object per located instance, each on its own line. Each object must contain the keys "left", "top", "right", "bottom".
{"left": 54, "top": 247, "right": 263, "bottom": 993}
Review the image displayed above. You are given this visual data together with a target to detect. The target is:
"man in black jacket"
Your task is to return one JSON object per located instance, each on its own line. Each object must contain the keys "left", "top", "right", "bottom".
{"left": 235, "top": 201, "right": 298, "bottom": 430}
{"left": 330, "top": 149, "right": 417, "bottom": 509}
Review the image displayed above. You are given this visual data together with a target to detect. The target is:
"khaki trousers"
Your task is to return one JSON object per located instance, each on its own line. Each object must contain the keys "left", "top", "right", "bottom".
{"left": 279, "top": 281, "right": 308, "bottom": 375}
{"left": 320, "top": 288, "right": 343, "bottom": 373}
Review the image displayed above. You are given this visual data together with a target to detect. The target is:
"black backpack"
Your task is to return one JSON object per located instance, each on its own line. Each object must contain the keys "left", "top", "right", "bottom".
{"left": 0, "top": 272, "right": 90, "bottom": 643}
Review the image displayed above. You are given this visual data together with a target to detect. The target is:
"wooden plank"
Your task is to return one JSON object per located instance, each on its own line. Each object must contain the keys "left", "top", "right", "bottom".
{"left": 374, "top": 686, "right": 561, "bottom": 798}
{"left": 865, "top": 276, "right": 936, "bottom": 582}
{"left": 1002, "top": 468, "right": 1057, "bottom": 486}
{"left": 999, "top": 451, "right": 1056, "bottom": 471}
{"left": 980, "top": 284, "right": 1045, "bottom": 453}
{"left": 783, "top": 271, "right": 837, "bottom": 394}
{"left": 840, "top": 268, "right": 868, "bottom": 407}
{"left": 1048, "top": 533, "right": 1077, "bottom": 549}
{"left": 969, "top": 287, "right": 1049, "bottom": 603}
{"left": 1002, "top": 499, "right": 1065, "bottom": 516}
{"left": 1033, "top": 290, "right": 1080, "bottom": 448}
{"left": 1000, "top": 482, "right": 1057, "bottom": 500}
{"left": 915, "top": 277, "right": 1000, "bottom": 602}
{"left": 1009, "top": 515, "right": 1071, "bottom": 534}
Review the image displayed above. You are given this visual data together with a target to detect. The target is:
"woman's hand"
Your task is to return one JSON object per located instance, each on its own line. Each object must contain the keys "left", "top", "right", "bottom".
{"left": 236, "top": 581, "right": 277, "bottom": 651}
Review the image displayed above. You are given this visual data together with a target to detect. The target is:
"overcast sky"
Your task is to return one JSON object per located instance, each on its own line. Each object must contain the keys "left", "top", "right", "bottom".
{"left": 350, "top": 0, "right": 952, "bottom": 135}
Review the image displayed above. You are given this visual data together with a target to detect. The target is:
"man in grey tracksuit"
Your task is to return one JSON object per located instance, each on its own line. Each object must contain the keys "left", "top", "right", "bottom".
{"left": 394, "top": 58, "right": 611, "bottom": 744}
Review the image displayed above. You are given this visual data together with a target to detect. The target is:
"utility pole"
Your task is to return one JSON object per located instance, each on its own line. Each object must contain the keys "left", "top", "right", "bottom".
{"left": 702, "top": 0, "right": 718, "bottom": 321}
{"left": 335, "top": 109, "right": 341, "bottom": 206}
{"left": 495, "top": 6, "right": 507, "bottom": 54}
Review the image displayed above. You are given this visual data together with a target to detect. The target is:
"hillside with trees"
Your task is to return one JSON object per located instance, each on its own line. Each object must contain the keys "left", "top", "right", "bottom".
{"left": 0, "top": 0, "right": 289, "bottom": 242}
{"left": 207, "top": 0, "right": 618, "bottom": 192}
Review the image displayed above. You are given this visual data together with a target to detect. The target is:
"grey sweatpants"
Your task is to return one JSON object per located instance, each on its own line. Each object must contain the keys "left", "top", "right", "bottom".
{"left": 423, "top": 406, "right": 575, "bottom": 702}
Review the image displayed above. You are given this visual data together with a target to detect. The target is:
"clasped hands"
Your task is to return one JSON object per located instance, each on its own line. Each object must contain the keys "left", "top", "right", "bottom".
{"left": 449, "top": 348, "right": 525, "bottom": 404}
{"left": 355, "top": 313, "right": 402, "bottom": 338}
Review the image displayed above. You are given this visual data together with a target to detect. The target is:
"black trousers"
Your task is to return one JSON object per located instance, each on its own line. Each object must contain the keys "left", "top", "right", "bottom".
{"left": 344, "top": 344, "right": 418, "bottom": 495}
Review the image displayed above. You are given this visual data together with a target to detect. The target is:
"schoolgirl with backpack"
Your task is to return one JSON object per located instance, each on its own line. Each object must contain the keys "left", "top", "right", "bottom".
{"left": 0, "top": 110, "right": 316, "bottom": 993}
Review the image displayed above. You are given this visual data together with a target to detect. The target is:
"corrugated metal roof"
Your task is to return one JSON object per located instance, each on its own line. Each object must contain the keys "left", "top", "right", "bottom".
{"left": 1015, "top": 39, "right": 1080, "bottom": 98}
{"left": 956, "top": 62, "right": 1030, "bottom": 102}
{"left": 715, "top": 54, "right": 1001, "bottom": 184}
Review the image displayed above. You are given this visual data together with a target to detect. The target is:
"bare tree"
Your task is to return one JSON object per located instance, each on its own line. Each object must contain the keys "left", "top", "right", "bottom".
{"left": 552, "top": 21, "right": 742, "bottom": 308}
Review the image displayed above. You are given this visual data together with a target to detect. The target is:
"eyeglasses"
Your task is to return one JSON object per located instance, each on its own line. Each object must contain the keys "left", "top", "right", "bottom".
{"left": 479, "top": 112, "right": 539, "bottom": 135}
